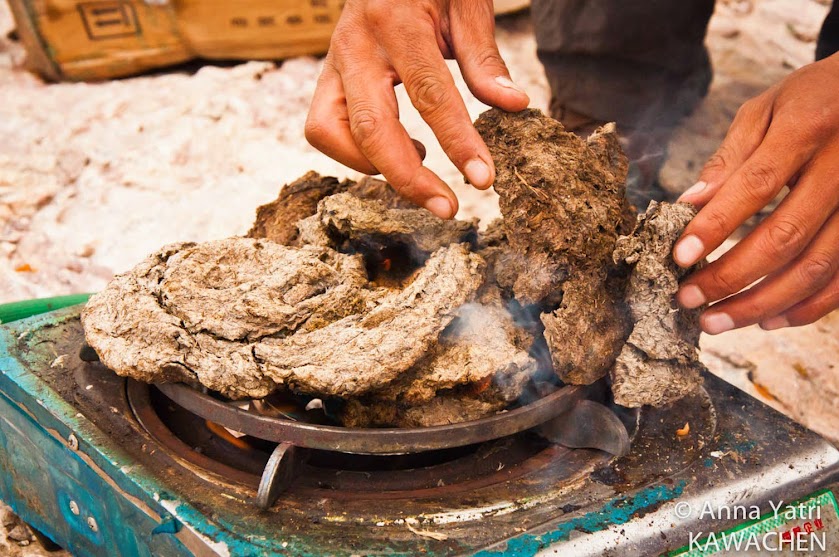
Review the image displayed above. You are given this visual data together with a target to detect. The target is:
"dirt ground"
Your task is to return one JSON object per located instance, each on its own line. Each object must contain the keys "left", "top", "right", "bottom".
{"left": 1, "top": 0, "right": 837, "bottom": 553}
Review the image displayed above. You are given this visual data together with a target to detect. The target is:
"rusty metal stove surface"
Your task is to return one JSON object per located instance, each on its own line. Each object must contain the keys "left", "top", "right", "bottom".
{"left": 2, "top": 306, "right": 839, "bottom": 557}
{"left": 152, "top": 380, "right": 589, "bottom": 455}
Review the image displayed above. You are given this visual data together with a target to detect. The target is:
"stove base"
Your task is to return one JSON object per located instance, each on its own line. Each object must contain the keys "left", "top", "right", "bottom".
{"left": 1, "top": 307, "right": 838, "bottom": 556}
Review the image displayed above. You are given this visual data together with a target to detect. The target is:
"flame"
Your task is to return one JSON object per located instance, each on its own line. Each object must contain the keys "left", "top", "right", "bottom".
{"left": 204, "top": 420, "right": 253, "bottom": 451}
{"left": 467, "top": 375, "right": 493, "bottom": 395}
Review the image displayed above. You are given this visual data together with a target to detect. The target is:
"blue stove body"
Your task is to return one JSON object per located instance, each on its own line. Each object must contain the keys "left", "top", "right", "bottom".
{"left": 1, "top": 306, "right": 838, "bottom": 556}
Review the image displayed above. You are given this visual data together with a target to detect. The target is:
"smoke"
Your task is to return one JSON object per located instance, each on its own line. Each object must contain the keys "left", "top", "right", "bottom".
{"left": 530, "top": 0, "right": 717, "bottom": 205}
{"left": 441, "top": 294, "right": 563, "bottom": 411}
{"left": 441, "top": 301, "right": 539, "bottom": 398}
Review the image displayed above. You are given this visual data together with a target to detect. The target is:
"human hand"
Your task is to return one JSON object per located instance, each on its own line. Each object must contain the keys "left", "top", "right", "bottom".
{"left": 305, "top": 0, "right": 530, "bottom": 218}
{"left": 674, "top": 53, "right": 839, "bottom": 334}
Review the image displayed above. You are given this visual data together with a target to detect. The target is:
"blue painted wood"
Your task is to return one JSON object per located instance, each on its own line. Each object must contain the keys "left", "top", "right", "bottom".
{"left": 0, "top": 314, "right": 192, "bottom": 556}
{"left": 0, "top": 310, "right": 302, "bottom": 556}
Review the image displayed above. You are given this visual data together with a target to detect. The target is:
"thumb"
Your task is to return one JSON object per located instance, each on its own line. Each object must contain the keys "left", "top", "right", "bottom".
{"left": 448, "top": 0, "right": 530, "bottom": 112}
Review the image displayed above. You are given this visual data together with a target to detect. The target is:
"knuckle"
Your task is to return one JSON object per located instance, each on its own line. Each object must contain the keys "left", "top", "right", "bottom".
{"left": 396, "top": 170, "right": 423, "bottom": 200}
{"left": 349, "top": 107, "right": 382, "bottom": 149}
{"left": 469, "top": 47, "right": 505, "bottom": 72}
{"left": 786, "top": 274, "right": 839, "bottom": 327}
{"left": 703, "top": 153, "right": 727, "bottom": 174}
{"left": 304, "top": 116, "right": 329, "bottom": 148}
{"left": 739, "top": 163, "right": 782, "bottom": 203}
{"left": 433, "top": 122, "right": 472, "bottom": 157}
{"left": 765, "top": 216, "right": 808, "bottom": 255}
{"left": 735, "top": 98, "right": 762, "bottom": 122}
{"left": 703, "top": 144, "right": 734, "bottom": 176}
{"left": 797, "top": 251, "right": 836, "bottom": 287}
{"left": 364, "top": 0, "right": 392, "bottom": 26}
{"left": 737, "top": 300, "right": 768, "bottom": 323}
{"left": 707, "top": 265, "right": 740, "bottom": 296}
{"left": 799, "top": 106, "right": 836, "bottom": 139}
{"left": 701, "top": 209, "right": 731, "bottom": 241}
{"left": 328, "top": 27, "right": 354, "bottom": 54}
{"left": 406, "top": 70, "right": 449, "bottom": 118}
{"left": 734, "top": 94, "right": 767, "bottom": 125}
{"left": 454, "top": 0, "right": 494, "bottom": 18}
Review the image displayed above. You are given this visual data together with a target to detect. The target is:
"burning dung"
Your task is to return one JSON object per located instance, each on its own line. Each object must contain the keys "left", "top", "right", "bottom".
{"left": 82, "top": 108, "right": 706, "bottom": 426}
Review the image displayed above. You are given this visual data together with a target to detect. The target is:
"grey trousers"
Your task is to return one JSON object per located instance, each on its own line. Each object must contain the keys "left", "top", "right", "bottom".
{"left": 532, "top": 0, "right": 838, "bottom": 130}
{"left": 818, "top": 0, "right": 839, "bottom": 61}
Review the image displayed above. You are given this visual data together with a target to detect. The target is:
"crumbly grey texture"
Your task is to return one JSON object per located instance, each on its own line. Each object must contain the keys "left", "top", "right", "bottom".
{"left": 82, "top": 110, "right": 705, "bottom": 424}
{"left": 159, "top": 238, "right": 370, "bottom": 341}
{"left": 81, "top": 239, "right": 373, "bottom": 399}
{"left": 247, "top": 172, "right": 412, "bottom": 246}
{"left": 338, "top": 315, "right": 535, "bottom": 428}
{"left": 475, "top": 108, "right": 633, "bottom": 386}
{"left": 372, "top": 300, "right": 537, "bottom": 405}
{"left": 254, "top": 243, "right": 486, "bottom": 397}
{"left": 82, "top": 239, "right": 485, "bottom": 400}
{"left": 610, "top": 201, "right": 706, "bottom": 407}
{"left": 297, "top": 192, "right": 478, "bottom": 257}
{"left": 405, "top": 303, "right": 536, "bottom": 404}
{"left": 82, "top": 178, "right": 541, "bottom": 424}
{"left": 332, "top": 279, "right": 537, "bottom": 426}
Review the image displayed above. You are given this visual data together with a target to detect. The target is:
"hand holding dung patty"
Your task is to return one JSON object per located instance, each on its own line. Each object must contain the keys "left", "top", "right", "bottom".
{"left": 675, "top": 53, "right": 839, "bottom": 333}
{"left": 305, "top": 0, "right": 530, "bottom": 219}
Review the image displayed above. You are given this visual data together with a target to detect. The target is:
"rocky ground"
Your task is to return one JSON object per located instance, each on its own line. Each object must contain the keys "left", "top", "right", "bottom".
{"left": 1, "top": 0, "right": 837, "bottom": 553}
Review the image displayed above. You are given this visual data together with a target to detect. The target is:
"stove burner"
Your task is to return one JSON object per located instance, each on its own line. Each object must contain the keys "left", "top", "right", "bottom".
{"left": 129, "top": 380, "right": 637, "bottom": 509}
{"left": 151, "top": 380, "right": 591, "bottom": 455}
{"left": 126, "top": 350, "right": 640, "bottom": 506}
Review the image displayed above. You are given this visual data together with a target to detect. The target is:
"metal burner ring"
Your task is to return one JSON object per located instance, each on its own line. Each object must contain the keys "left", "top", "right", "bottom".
{"left": 155, "top": 382, "right": 590, "bottom": 455}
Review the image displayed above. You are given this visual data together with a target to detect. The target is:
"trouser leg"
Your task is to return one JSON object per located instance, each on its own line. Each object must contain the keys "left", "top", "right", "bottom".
{"left": 530, "top": 0, "right": 716, "bottom": 205}
{"left": 817, "top": 0, "right": 839, "bottom": 60}
{"left": 530, "top": 0, "right": 716, "bottom": 129}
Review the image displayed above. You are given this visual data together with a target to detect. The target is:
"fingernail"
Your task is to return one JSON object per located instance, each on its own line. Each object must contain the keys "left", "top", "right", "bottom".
{"left": 425, "top": 196, "right": 453, "bottom": 219}
{"left": 495, "top": 76, "right": 526, "bottom": 94}
{"left": 678, "top": 284, "right": 706, "bottom": 309}
{"left": 678, "top": 181, "right": 707, "bottom": 202}
{"left": 411, "top": 138, "right": 427, "bottom": 161}
{"left": 673, "top": 235, "right": 705, "bottom": 267}
{"left": 760, "top": 315, "right": 789, "bottom": 331}
{"left": 703, "top": 312, "right": 735, "bottom": 335}
{"left": 464, "top": 158, "right": 493, "bottom": 189}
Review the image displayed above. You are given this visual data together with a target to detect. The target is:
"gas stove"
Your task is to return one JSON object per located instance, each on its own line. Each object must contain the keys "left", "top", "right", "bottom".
{"left": 1, "top": 306, "right": 838, "bottom": 556}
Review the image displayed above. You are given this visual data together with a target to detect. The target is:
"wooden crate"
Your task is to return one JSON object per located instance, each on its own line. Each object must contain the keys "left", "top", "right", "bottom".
{"left": 8, "top": 0, "right": 345, "bottom": 81}
{"left": 8, "top": 0, "right": 530, "bottom": 81}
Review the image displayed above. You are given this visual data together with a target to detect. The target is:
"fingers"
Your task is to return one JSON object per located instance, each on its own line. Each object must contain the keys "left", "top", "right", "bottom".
{"left": 306, "top": 59, "right": 379, "bottom": 175}
{"left": 448, "top": 0, "right": 530, "bottom": 112}
{"left": 678, "top": 146, "right": 839, "bottom": 310}
{"left": 678, "top": 95, "right": 773, "bottom": 208}
{"left": 765, "top": 271, "right": 839, "bottom": 329}
{"left": 378, "top": 14, "right": 496, "bottom": 190}
{"left": 340, "top": 56, "right": 458, "bottom": 217}
{"left": 696, "top": 210, "right": 839, "bottom": 334}
{"left": 307, "top": 59, "right": 428, "bottom": 172}
{"left": 309, "top": 0, "right": 514, "bottom": 211}
{"left": 673, "top": 125, "right": 814, "bottom": 271}
{"left": 673, "top": 58, "right": 839, "bottom": 332}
